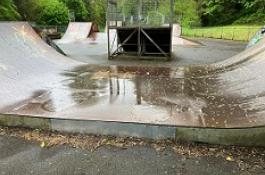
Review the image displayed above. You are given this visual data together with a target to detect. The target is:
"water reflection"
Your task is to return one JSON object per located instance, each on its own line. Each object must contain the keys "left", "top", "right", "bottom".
{"left": 2, "top": 22, "right": 265, "bottom": 128}
{"left": 5, "top": 53, "right": 265, "bottom": 128}
{"left": 59, "top": 58, "right": 265, "bottom": 128}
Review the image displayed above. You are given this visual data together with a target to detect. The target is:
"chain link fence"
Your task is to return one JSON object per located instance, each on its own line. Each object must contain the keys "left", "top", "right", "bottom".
{"left": 31, "top": 23, "right": 68, "bottom": 33}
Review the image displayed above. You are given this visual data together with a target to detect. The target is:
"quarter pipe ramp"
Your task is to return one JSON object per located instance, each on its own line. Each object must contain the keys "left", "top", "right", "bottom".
{"left": 57, "top": 22, "right": 93, "bottom": 43}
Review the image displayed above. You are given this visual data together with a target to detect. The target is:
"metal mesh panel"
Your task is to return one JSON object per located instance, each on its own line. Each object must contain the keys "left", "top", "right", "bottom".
{"left": 107, "top": 0, "right": 173, "bottom": 27}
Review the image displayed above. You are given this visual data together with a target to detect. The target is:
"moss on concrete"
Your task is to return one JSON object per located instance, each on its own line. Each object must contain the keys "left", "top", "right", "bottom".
{"left": 0, "top": 115, "right": 51, "bottom": 130}
{"left": 176, "top": 127, "right": 265, "bottom": 147}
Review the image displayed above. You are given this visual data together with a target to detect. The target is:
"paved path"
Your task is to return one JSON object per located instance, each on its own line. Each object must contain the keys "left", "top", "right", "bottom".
{"left": 0, "top": 135, "right": 264, "bottom": 175}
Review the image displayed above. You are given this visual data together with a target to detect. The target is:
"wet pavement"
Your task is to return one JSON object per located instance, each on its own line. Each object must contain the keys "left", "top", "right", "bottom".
{"left": 57, "top": 37, "right": 246, "bottom": 67}
{"left": 3, "top": 61, "right": 265, "bottom": 128}
{"left": 1, "top": 22, "right": 265, "bottom": 129}
{"left": 1, "top": 22, "right": 265, "bottom": 174}
{"left": 0, "top": 135, "right": 264, "bottom": 175}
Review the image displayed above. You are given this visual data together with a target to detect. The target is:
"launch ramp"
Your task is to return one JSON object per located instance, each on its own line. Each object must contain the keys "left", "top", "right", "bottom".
{"left": 57, "top": 22, "right": 93, "bottom": 43}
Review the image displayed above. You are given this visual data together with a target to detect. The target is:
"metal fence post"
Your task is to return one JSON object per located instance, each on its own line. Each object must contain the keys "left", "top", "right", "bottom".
{"left": 247, "top": 27, "right": 251, "bottom": 41}
{"left": 221, "top": 27, "right": 224, "bottom": 39}
{"left": 232, "top": 27, "right": 235, "bottom": 40}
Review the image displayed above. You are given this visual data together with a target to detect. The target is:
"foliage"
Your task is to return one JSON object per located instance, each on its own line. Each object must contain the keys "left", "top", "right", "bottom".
{"left": 3, "top": 0, "right": 265, "bottom": 27}
{"left": 61, "top": 0, "right": 89, "bottom": 21}
{"left": 199, "top": 0, "right": 265, "bottom": 26}
{"left": 174, "top": 0, "right": 200, "bottom": 27}
{"left": 14, "top": 0, "right": 69, "bottom": 25}
{"left": 88, "top": 0, "right": 107, "bottom": 27}
{"left": 198, "top": 0, "right": 243, "bottom": 26}
{"left": 14, "top": 0, "right": 40, "bottom": 21}
{"left": 38, "top": 0, "right": 69, "bottom": 25}
{"left": 0, "top": 0, "right": 21, "bottom": 21}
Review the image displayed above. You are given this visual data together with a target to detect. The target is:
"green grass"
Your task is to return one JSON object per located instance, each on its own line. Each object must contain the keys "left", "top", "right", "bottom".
{"left": 182, "top": 25, "right": 262, "bottom": 41}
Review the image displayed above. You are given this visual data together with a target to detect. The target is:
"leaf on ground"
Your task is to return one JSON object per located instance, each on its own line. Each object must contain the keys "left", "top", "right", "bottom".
{"left": 226, "top": 156, "right": 234, "bottom": 161}
{"left": 40, "top": 141, "right": 46, "bottom": 148}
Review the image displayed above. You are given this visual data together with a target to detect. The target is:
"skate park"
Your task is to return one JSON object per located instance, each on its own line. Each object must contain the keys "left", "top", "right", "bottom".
{"left": 1, "top": 1, "right": 265, "bottom": 148}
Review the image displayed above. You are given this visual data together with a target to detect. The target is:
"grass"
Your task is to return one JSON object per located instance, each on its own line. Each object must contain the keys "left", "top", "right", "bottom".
{"left": 182, "top": 25, "right": 262, "bottom": 41}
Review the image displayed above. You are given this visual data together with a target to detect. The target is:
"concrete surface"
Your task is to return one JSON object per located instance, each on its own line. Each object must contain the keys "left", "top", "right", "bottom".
{"left": 57, "top": 37, "right": 247, "bottom": 67}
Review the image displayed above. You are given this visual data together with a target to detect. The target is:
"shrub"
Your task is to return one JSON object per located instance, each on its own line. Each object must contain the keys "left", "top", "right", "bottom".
{"left": 37, "top": 0, "right": 69, "bottom": 25}
{"left": 0, "top": 0, "right": 21, "bottom": 21}
{"left": 61, "top": 0, "right": 88, "bottom": 21}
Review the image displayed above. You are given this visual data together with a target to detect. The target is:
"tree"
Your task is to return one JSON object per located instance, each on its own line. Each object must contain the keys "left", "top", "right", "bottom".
{"left": 14, "top": 0, "right": 69, "bottom": 25}
{"left": 0, "top": 0, "right": 21, "bottom": 21}
{"left": 174, "top": 0, "right": 200, "bottom": 27}
{"left": 199, "top": 0, "right": 243, "bottom": 26}
{"left": 235, "top": 0, "right": 265, "bottom": 24}
{"left": 37, "top": 0, "right": 69, "bottom": 25}
{"left": 89, "top": 0, "right": 107, "bottom": 27}
{"left": 61, "top": 0, "right": 89, "bottom": 21}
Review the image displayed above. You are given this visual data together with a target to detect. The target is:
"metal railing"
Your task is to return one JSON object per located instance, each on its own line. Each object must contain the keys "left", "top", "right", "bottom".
{"left": 182, "top": 26, "right": 261, "bottom": 41}
{"left": 31, "top": 23, "right": 68, "bottom": 33}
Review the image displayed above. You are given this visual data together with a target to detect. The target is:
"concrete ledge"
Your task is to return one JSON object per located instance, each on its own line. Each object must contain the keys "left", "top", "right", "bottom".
{"left": 176, "top": 127, "right": 265, "bottom": 147}
{"left": 0, "top": 114, "right": 176, "bottom": 140}
{"left": 1, "top": 114, "right": 265, "bottom": 147}
{"left": 0, "top": 114, "right": 51, "bottom": 130}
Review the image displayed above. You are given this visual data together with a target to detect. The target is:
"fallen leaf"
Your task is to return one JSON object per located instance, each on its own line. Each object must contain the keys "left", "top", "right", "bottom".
{"left": 40, "top": 141, "right": 46, "bottom": 148}
{"left": 226, "top": 156, "right": 234, "bottom": 161}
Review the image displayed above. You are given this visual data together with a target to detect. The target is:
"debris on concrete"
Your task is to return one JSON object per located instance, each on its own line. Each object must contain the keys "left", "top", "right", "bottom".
{"left": 0, "top": 126, "right": 264, "bottom": 172}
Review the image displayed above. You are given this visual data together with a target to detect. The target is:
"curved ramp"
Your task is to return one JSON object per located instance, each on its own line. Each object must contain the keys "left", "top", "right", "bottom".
{"left": 57, "top": 22, "right": 93, "bottom": 43}
{"left": 172, "top": 24, "right": 200, "bottom": 46}
{"left": 1, "top": 22, "right": 265, "bottom": 145}
{"left": 0, "top": 22, "right": 81, "bottom": 109}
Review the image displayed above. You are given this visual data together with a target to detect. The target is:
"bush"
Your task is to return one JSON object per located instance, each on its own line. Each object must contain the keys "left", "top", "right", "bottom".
{"left": 61, "top": 0, "right": 88, "bottom": 21}
{"left": 174, "top": 0, "right": 200, "bottom": 27}
{"left": 37, "top": 0, "right": 69, "bottom": 25}
{"left": 234, "top": 12, "right": 265, "bottom": 25}
{"left": 88, "top": 0, "right": 107, "bottom": 27}
{"left": 0, "top": 0, "right": 21, "bottom": 21}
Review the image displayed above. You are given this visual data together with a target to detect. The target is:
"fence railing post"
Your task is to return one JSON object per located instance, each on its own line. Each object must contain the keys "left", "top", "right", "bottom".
{"left": 232, "top": 27, "right": 235, "bottom": 40}
{"left": 181, "top": 26, "right": 260, "bottom": 41}
{"left": 247, "top": 27, "right": 251, "bottom": 41}
{"left": 221, "top": 27, "right": 224, "bottom": 39}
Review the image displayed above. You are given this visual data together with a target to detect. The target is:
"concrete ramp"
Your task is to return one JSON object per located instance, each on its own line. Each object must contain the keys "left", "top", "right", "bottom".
{"left": 172, "top": 24, "right": 200, "bottom": 46}
{"left": 57, "top": 22, "right": 93, "bottom": 43}
{"left": 0, "top": 22, "right": 80, "bottom": 109}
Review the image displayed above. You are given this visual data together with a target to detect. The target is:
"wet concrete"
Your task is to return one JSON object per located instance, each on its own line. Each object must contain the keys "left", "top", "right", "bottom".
{"left": 1, "top": 22, "right": 265, "bottom": 130}
{"left": 2, "top": 61, "right": 265, "bottom": 129}
{"left": 57, "top": 37, "right": 246, "bottom": 67}
{"left": 1, "top": 135, "right": 264, "bottom": 175}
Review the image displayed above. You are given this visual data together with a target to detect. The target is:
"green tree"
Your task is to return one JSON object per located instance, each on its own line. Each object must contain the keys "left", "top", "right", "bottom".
{"left": 61, "top": 0, "right": 89, "bottom": 21}
{"left": 15, "top": 0, "right": 69, "bottom": 25}
{"left": 14, "top": 0, "right": 40, "bottom": 21}
{"left": 200, "top": 0, "right": 243, "bottom": 26}
{"left": 37, "top": 0, "right": 69, "bottom": 25}
{"left": 89, "top": 0, "right": 107, "bottom": 27}
{"left": 0, "top": 0, "right": 21, "bottom": 21}
{"left": 235, "top": 0, "right": 265, "bottom": 24}
{"left": 174, "top": 0, "right": 200, "bottom": 27}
